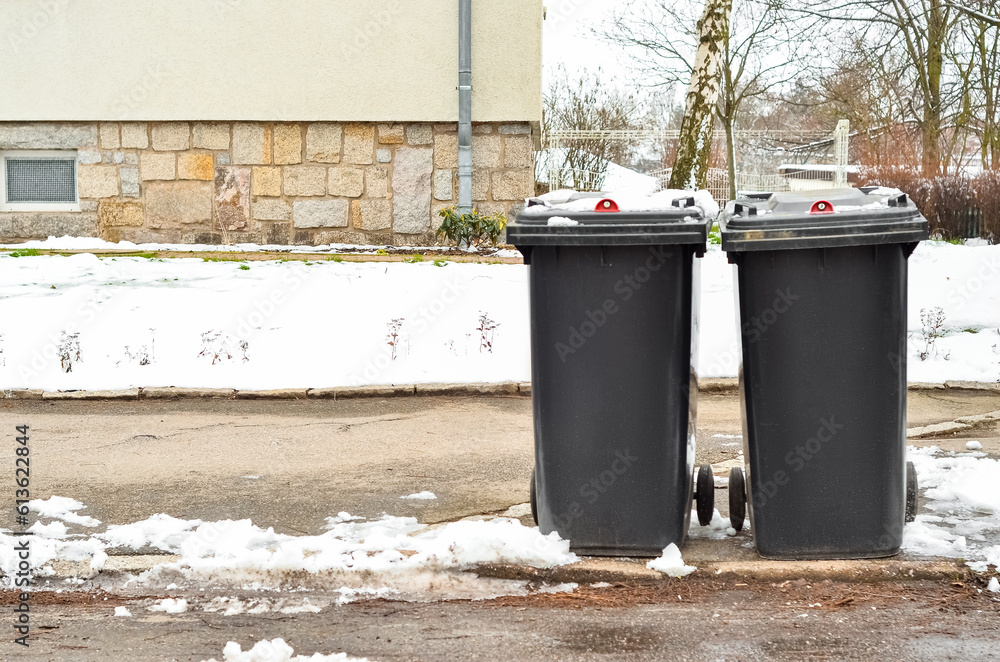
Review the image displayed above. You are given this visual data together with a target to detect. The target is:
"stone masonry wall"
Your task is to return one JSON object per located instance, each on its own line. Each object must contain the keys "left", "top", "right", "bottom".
{"left": 0, "top": 122, "right": 536, "bottom": 246}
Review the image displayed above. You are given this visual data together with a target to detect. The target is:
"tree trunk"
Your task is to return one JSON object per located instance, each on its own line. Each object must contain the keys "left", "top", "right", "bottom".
{"left": 669, "top": 0, "right": 732, "bottom": 191}
{"left": 922, "top": 0, "right": 945, "bottom": 177}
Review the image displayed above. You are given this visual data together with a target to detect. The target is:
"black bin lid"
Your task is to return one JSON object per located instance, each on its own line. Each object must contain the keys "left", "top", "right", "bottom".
{"left": 508, "top": 191, "right": 712, "bottom": 248}
{"left": 720, "top": 188, "right": 929, "bottom": 252}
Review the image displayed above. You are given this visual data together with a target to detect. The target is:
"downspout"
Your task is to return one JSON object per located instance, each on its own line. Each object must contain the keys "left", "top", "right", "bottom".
{"left": 457, "top": 0, "right": 473, "bottom": 214}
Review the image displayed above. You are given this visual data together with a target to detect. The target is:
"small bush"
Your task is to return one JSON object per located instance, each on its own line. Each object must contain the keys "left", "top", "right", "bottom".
{"left": 861, "top": 167, "right": 999, "bottom": 243}
{"left": 437, "top": 206, "right": 507, "bottom": 248}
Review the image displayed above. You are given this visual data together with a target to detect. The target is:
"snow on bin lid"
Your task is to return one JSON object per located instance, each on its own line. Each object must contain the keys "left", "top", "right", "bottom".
{"left": 720, "top": 188, "right": 928, "bottom": 252}
{"left": 508, "top": 189, "right": 716, "bottom": 249}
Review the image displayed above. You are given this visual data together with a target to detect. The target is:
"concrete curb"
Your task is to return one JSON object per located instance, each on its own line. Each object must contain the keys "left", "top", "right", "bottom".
{"left": 7, "top": 380, "right": 995, "bottom": 401}
{"left": 474, "top": 558, "right": 974, "bottom": 584}
{"left": 22, "top": 555, "right": 974, "bottom": 585}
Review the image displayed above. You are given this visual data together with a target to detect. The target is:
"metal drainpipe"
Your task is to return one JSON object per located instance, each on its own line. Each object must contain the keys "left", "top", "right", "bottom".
{"left": 457, "top": 0, "right": 473, "bottom": 214}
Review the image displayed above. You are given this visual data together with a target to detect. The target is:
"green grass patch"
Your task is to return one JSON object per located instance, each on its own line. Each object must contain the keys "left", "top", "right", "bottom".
{"left": 8, "top": 248, "right": 42, "bottom": 257}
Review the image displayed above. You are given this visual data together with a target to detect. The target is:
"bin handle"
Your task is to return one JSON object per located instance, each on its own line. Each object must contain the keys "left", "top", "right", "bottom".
{"left": 810, "top": 200, "right": 834, "bottom": 214}
{"left": 733, "top": 202, "right": 757, "bottom": 216}
{"left": 595, "top": 198, "right": 620, "bottom": 213}
{"left": 887, "top": 193, "right": 908, "bottom": 207}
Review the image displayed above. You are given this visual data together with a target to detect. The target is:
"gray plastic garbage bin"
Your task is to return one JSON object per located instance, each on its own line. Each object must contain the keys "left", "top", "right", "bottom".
{"left": 508, "top": 192, "right": 713, "bottom": 556}
{"left": 720, "top": 187, "right": 928, "bottom": 559}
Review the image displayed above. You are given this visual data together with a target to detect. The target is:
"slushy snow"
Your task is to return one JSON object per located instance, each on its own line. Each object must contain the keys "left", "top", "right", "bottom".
{"left": 646, "top": 543, "right": 696, "bottom": 577}
{"left": 903, "top": 446, "right": 1000, "bottom": 571}
{"left": 202, "top": 638, "right": 367, "bottom": 662}
{"left": 400, "top": 491, "right": 436, "bottom": 500}
{"left": 148, "top": 598, "right": 188, "bottom": 614}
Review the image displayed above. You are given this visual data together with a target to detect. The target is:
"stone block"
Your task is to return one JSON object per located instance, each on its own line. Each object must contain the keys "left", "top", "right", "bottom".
{"left": 327, "top": 167, "right": 365, "bottom": 197}
{"left": 151, "top": 123, "right": 190, "bottom": 150}
{"left": 351, "top": 199, "right": 392, "bottom": 231}
{"left": 306, "top": 123, "right": 342, "bottom": 163}
{"left": 504, "top": 135, "right": 535, "bottom": 168}
{"left": 499, "top": 123, "right": 531, "bottom": 135}
{"left": 252, "top": 167, "right": 282, "bottom": 197}
{"left": 314, "top": 230, "right": 370, "bottom": 245}
{"left": 177, "top": 153, "right": 215, "bottom": 180}
{"left": 434, "top": 133, "right": 457, "bottom": 168}
{"left": 145, "top": 181, "right": 213, "bottom": 229}
{"left": 407, "top": 124, "right": 433, "bottom": 145}
{"left": 253, "top": 199, "right": 291, "bottom": 221}
{"left": 112, "top": 152, "right": 124, "bottom": 164}
{"left": 100, "top": 123, "right": 120, "bottom": 149}
{"left": 0, "top": 213, "right": 98, "bottom": 238}
{"left": 343, "top": 123, "right": 375, "bottom": 164}
{"left": 473, "top": 123, "right": 493, "bottom": 134}
{"left": 124, "top": 153, "right": 139, "bottom": 165}
{"left": 120, "top": 166, "right": 140, "bottom": 197}
{"left": 216, "top": 152, "right": 231, "bottom": 165}
{"left": 473, "top": 168, "right": 490, "bottom": 201}
{"left": 378, "top": 124, "right": 405, "bottom": 144}
{"left": 0, "top": 123, "right": 97, "bottom": 149}
{"left": 473, "top": 135, "right": 501, "bottom": 168}
{"left": 232, "top": 123, "right": 271, "bottom": 164}
{"left": 99, "top": 200, "right": 144, "bottom": 227}
{"left": 256, "top": 221, "right": 290, "bottom": 244}
{"left": 433, "top": 169, "right": 453, "bottom": 201}
{"left": 273, "top": 124, "right": 303, "bottom": 164}
{"left": 366, "top": 167, "right": 389, "bottom": 198}
{"left": 435, "top": 123, "right": 458, "bottom": 133}
{"left": 77, "top": 165, "right": 119, "bottom": 198}
{"left": 120, "top": 123, "right": 148, "bottom": 149}
{"left": 78, "top": 150, "right": 101, "bottom": 165}
{"left": 140, "top": 152, "right": 175, "bottom": 181}
{"left": 214, "top": 167, "right": 251, "bottom": 231}
{"left": 193, "top": 123, "right": 231, "bottom": 150}
{"left": 392, "top": 148, "right": 433, "bottom": 233}
{"left": 491, "top": 171, "right": 534, "bottom": 201}
{"left": 282, "top": 167, "right": 327, "bottom": 196}
{"left": 80, "top": 200, "right": 98, "bottom": 211}
{"left": 376, "top": 148, "right": 392, "bottom": 163}
{"left": 294, "top": 200, "right": 349, "bottom": 228}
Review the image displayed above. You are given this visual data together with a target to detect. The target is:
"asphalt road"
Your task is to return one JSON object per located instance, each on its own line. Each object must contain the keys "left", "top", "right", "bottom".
{"left": 2, "top": 389, "right": 998, "bottom": 536}
{"left": 5, "top": 578, "right": 1000, "bottom": 661}
{"left": 2, "top": 390, "right": 999, "bottom": 661}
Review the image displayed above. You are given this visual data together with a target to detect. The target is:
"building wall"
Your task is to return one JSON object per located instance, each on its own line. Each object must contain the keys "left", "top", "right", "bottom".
{"left": 0, "top": 121, "right": 536, "bottom": 245}
{"left": 0, "top": 0, "right": 543, "bottom": 124}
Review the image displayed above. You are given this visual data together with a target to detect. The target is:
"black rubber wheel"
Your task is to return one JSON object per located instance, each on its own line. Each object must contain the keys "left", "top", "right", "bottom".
{"left": 905, "top": 460, "right": 918, "bottom": 523}
{"left": 728, "top": 466, "right": 747, "bottom": 532}
{"left": 696, "top": 464, "right": 715, "bottom": 526}
{"left": 530, "top": 467, "right": 538, "bottom": 525}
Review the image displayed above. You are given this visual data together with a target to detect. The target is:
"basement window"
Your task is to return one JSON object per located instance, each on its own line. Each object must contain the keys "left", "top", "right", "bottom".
{"left": 0, "top": 151, "right": 80, "bottom": 212}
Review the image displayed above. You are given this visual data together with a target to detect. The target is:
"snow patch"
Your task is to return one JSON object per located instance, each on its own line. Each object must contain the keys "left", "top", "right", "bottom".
{"left": 400, "top": 491, "right": 437, "bottom": 500}
{"left": 646, "top": 543, "right": 696, "bottom": 577}
{"left": 203, "top": 639, "right": 367, "bottom": 662}
{"left": 148, "top": 598, "right": 188, "bottom": 614}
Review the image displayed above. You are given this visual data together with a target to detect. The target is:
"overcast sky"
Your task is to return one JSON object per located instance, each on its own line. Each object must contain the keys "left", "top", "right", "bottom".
{"left": 542, "top": 0, "right": 631, "bottom": 84}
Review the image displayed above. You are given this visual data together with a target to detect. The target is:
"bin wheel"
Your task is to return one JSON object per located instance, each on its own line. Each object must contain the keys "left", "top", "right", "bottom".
{"left": 905, "top": 461, "right": 918, "bottom": 523}
{"left": 728, "top": 466, "right": 747, "bottom": 532}
{"left": 530, "top": 467, "right": 538, "bottom": 525}
{"left": 695, "top": 464, "right": 715, "bottom": 526}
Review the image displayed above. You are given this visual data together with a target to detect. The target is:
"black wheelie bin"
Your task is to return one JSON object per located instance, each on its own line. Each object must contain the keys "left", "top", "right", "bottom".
{"left": 720, "top": 187, "right": 928, "bottom": 559}
{"left": 508, "top": 191, "right": 714, "bottom": 556}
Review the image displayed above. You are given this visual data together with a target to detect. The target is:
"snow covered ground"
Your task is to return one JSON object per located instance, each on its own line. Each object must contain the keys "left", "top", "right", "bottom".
{"left": 1, "top": 443, "right": 998, "bottom": 597}
{"left": 0, "top": 240, "right": 996, "bottom": 390}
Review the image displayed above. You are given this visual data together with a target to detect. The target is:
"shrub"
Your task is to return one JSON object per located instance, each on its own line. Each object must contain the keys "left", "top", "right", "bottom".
{"left": 437, "top": 206, "right": 507, "bottom": 248}
{"left": 860, "top": 167, "right": 999, "bottom": 243}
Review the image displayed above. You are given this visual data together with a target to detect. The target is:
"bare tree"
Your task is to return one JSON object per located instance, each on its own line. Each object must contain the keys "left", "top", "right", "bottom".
{"left": 599, "top": 0, "right": 804, "bottom": 196}
{"left": 542, "top": 66, "right": 642, "bottom": 191}
{"left": 789, "top": 1, "right": 958, "bottom": 176}
{"left": 670, "top": 0, "right": 733, "bottom": 190}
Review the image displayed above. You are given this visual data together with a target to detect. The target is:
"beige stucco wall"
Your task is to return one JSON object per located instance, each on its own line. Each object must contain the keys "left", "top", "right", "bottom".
{"left": 0, "top": 0, "right": 542, "bottom": 123}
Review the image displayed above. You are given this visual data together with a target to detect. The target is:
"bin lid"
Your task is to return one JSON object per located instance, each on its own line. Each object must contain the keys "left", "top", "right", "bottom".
{"left": 720, "top": 187, "right": 929, "bottom": 252}
{"left": 508, "top": 189, "right": 713, "bottom": 248}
